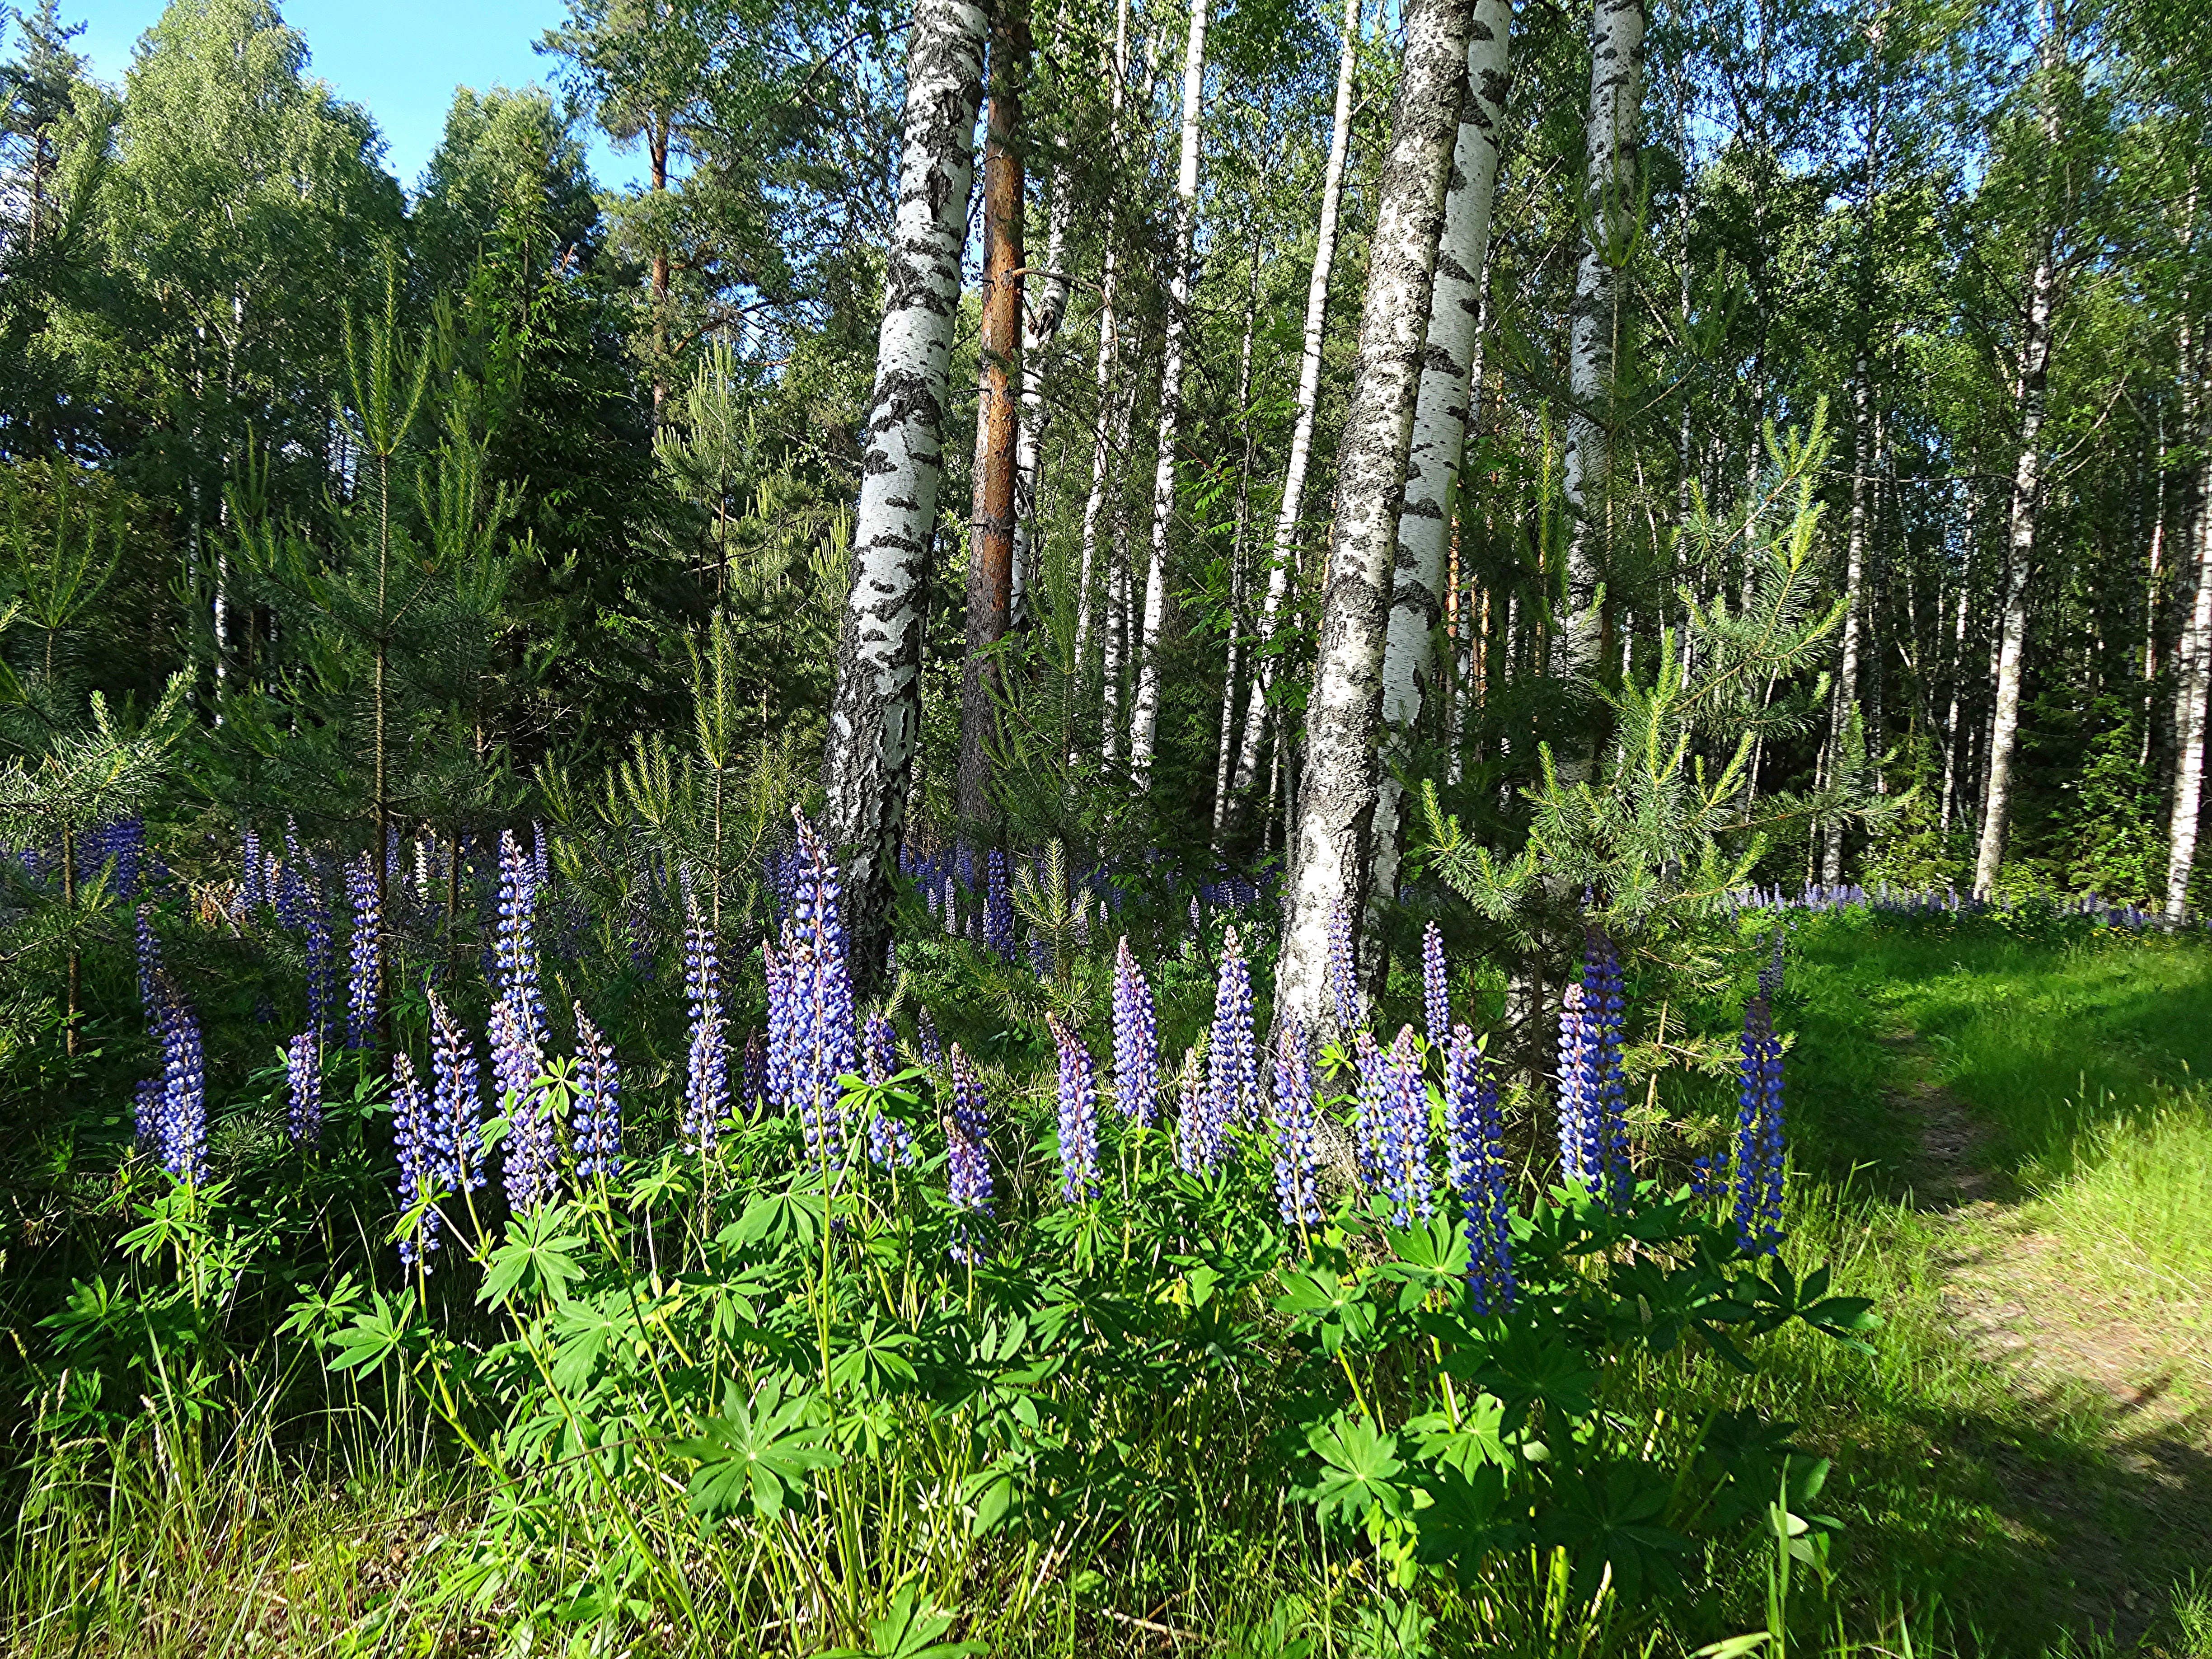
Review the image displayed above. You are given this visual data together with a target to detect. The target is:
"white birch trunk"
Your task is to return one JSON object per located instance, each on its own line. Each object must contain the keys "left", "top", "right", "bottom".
{"left": 1128, "top": 0, "right": 1211, "bottom": 786}
{"left": 1214, "top": 244, "right": 1261, "bottom": 839}
{"left": 1013, "top": 174, "right": 1074, "bottom": 627}
{"left": 1367, "top": 0, "right": 1512, "bottom": 917}
{"left": 822, "top": 0, "right": 987, "bottom": 979}
{"left": 1823, "top": 357, "right": 1872, "bottom": 884}
{"left": 1972, "top": 27, "right": 2061, "bottom": 900}
{"left": 1228, "top": 0, "right": 1363, "bottom": 805}
{"left": 1274, "top": 0, "right": 1475, "bottom": 1037}
{"left": 1074, "top": 0, "right": 1131, "bottom": 690}
{"left": 1103, "top": 389, "right": 1134, "bottom": 762}
{"left": 2165, "top": 445, "right": 2212, "bottom": 918}
{"left": 1939, "top": 558, "right": 1969, "bottom": 836}
{"left": 1557, "top": 0, "right": 1645, "bottom": 704}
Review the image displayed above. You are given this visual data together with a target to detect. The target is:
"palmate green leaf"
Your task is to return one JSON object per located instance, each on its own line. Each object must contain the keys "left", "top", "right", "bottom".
{"left": 1540, "top": 1457, "right": 1696, "bottom": 1599}
{"left": 817, "top": 1582, "right": 984, "bottom": 1659}
{"left": 1409, "top": 1462, "right": 1525, "bottom": 1585}
{"left": 1275, "top": 1265, "right": 1377, "bottom": 1354}
{"left": 478, "top": 1206, "right": 587, "bottom": 1308}
{"left": 328, "top": 1288, "right": 422, "bottom": 1375}
{"left": 675, "top": 1374, "right": 839, "bottom": 1520}
{"left": 1294, "top": 1411, "right": 1406, "bottom": 1530}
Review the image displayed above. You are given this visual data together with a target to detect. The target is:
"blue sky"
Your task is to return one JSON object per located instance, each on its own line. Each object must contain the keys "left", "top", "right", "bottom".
{"left": 61, "top": 0, "right": 644, "bottom": 192}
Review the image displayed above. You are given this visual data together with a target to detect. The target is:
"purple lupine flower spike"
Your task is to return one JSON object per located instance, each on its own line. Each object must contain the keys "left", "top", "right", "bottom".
{"left": 1585, "top": 927, "right": 1631, "bottom": 1205}
{"left": 1352, "top": 1030, "right": 1386, "bottom": 1186}
{"left": 917, "top": 1005, "right": 943, "bottom": 1069}
{"left": 152, "top": 978, "right": 207, "bottom": 1183}
{"left": 134, "top": 1077, "right": 161, "bottom": 1149}
{"left": 864, "top": 1012, "right": 917, "bottom": 1168}
{"left": 1556, "top": 982, "right": 1595, "bottom": 1186}
{"left": 1446, "top": 1025, "right": 1515, "bottom": 1313}
{"left": 1047, "top": 1012, "right": 1101, "bottom": 1201}
{"left": 1270, "top": 1020, "right": 1322, "bottom": 1232}
{"left": 135, "top": 906, "right": 163, "bottom": 1023}
{"left": 944, "top": 1044, "right": 993, "bottom": 1261}
{"left": 427, "top": 986, "right": 485, "bottom": 1199}
{"left": 492, "top": 996, "right": 555, "bottom": 1213}
{"left": 1421, "top": 921, "right": 1449, "bottom": 1047}
{"left": 390, "top": 1051, "right": 440, "bottom": 1268}
{"left": 682, "top": 904, "right": 728, "bottom": 1151}
{"left": 1111, "top": 937, "right": 1159, "bottom": 1127}
{"left": 1732, "top": 994, "right": 1786, "bottom": 1254}
{"left": 985, "top": 851, "right": 1015, "bottom": 961}
{"left": 495, "top": 831, "right": 547, "bottom": 1045}
{"left": 1325, "top": 896, "right": 1359, "bottom": 1036}
{"left": 1379, "top": 1025, "right": 1430, "bottom": 1224}
{"left": 742, "top": 1027, "right": 768, "bottom": 1118}
{"left": 863, "top": 1012, "right": 896, "bottom": 1085}
{"left": 345, "top": 851, "right": 380, "bottom": 1050}
{"left": 285, "top": 1031, "right": 323, "bottom": 1145}
{"left": 571, "top": 1002, "right": 623, "bottom": 1182}
{"left": 1208, "top": 928, "right": 1257, "bottom": 1137}
{"left": 304, "top": 885, "right": 337, "bottom": 1040}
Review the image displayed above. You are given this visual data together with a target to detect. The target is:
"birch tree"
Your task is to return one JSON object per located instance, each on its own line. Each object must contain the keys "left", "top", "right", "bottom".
{"left": 1013, "top": 174, "right": 1074, "bottom": 628}
{"left": 2166, "top": 431, "right": 2212, "bottom": 918}
{"left": 821, "top": 0, "right": 986, "bottom": 985}
{"left": 1127, "top": 0, "right": 1211, "bottom": 785}
{"left": 1367, "top": 0, "right": 1512, "bottom": 917}
{"left": 1228, "top": 0, "right": 1363, "bottom": 815}
{"left": 1074, "top": 0, "right": 1130, "bottom": 716}
{"left": 1558, "top": 0, "right": 1646, "bottom": 705}
{"left": 1274, "top": 0, "right": 1476, "bottom": 1036}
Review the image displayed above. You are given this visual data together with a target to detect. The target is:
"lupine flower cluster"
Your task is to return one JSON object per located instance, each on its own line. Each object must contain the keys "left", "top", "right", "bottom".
{"left": 984, "top": 850, "right": 1015, "bottom": 961}
{"left": 682, "top": 904, "right": 728, "bottom": 1150}
{"left": 494, "top": 831, "right": 548, "bottom": 1044}
{"left": 1046, "top": 1012, "right": 1101, "bottom": 1200}
{"left": 390, "top": 1051, "right": 441, "bottom": 1267}
{"left": 1111, "top": 938, "right": 1158, "bottom": 1126}
{"left": 1421, "top": 921, "right": 1449, "bottom": 1045}
{"left": 427, "top": 986, "right": 486, "bottom": 1203}
{"left": 944, "top": 1044, "right": 993, "bottom": 1261}
{"left": 1270, "top": 1020, "right": 1322, "bottom": 1229}
{"left": 135, "top": 906, "right": 163, "bottom": 1017}
{"left": 304, "top": 884, "right": 337, "bottom": 1040}
{"left": 571, "top": 1003, "right": 623, "bottom": 1181}
{"left": 1175, "top": 1044, "right": 1214, "bottom": 1173}
{"left": 863, "top": 1011, "right": 916, "bottom": 1167}
{"left": 1326, "top": 896, "right": 1359, "bottom": 1034}
{"left": 1208, "top": 928, "right": 1257, "bottom": 1134}
{"left": 494, "top": 996, "right": 558, "bottom": 1212}
{"left": 1372, "top": 1026, "right": 1432, "bottom": 1225}
{"left": 1730, "top": 994, "right": 1786, "bottom": 1254}
{"left": 148, "top": 978, "right": 207, "bottom": 1183}
{"left": 1446, "top": 1026, "right": 1514, "bottom": 1312}
{"left": 1556, "top": 930, "right": 1631, "bottom": 1204}
{"left": 345, "top": 851, "right": 380, "bottom": 1050}
{"left": 917, "top": 1005, "right": 944, "bottom": 1069}
{"left": 769, "top": 813, "right": 859, "bottom": 1167}
{"left": 285, "top": 1031, "right": 322, "bottom": 1145}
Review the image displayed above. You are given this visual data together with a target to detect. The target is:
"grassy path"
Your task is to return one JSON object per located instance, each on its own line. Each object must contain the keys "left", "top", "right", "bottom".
{"left": 1777, "top": 919, "right": 2212, "bottom": 1655}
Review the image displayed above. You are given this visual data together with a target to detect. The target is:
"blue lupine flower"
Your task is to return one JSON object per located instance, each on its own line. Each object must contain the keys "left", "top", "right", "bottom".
{"left": 917, "top": 1005, "right": 943, "bottom": 1069}
{"left": 135, "top": 905, "right": 163, "bottom": 1022}
{"left": 1047, "top": 1012, "right": 1101, "bottom": 1201}
{"left": 1352, "top": 1030, "right": 1387, "bottom": 1187}
{"left": 788, "top": 814, "right": 858, "bottom": 1167}
{"left": 241, "top": 827, "right": 264, "bottom": 911}
{"left": 134, "top": 1077, "right": 161, "bottom": 1149}
{"left": 390, "top": 1050, "right": 441, "bottom": 1268}
{"left": 1208, "top": 927, "right": 1257, "bottom": 1136}
{"left": 427, "top": 986, "right": 485, "bottom": 1197}
{"left": 571, "top": 1002, "right": 623, "bottom": 1182}
{"left": 742, "top": 1027, "right": 767, "bottom": 1118}
{"left": 682, "top": 905, "right": 728, "bottom": 1151}
{"left": 865, "top": 1012, "right": 917, "bottom": 1170}
{"left": 495, "top": 831, "right": 547, "bottom": 1046}
{"left": 1447, "top": 1025, "right": 1515, "bottom": 1313}
{"left": 1326, "top": 896, "right": 1359, "bottom": 1035}
{"left": 1376, "top": 1025, "right": 1430, "bottom": 1225}
{"left": 153, "top": 980, "right": 206, "bottom": 1183}
{"left": 1111, "top": 937, "right": 1159, "bottom": 1126}
{"left": 285, "top": 1031, "right": 322, "bottom": 1145}
{"left": 945, "top": 1044, "right": 993, "bottom": 1261}
{"left": 1421, "top": 921, "right": 1449, "bottom": 1046}
{"left": 863, "top": 1012, "right": 896, "bottom": 1084}
{"left": 345, "top": 851, "right": 380, "bottom": 1050}
{"left": 1270, "top": 1020, "right": 1322, "bottom": 1232}
{"left": 1757, "top": 929, "right": 1786, "bottom": 998}
{"left": 494, "top": 996, "right": 557, "bottom": 1213}
{"left": 1176, "top": 1043, "right": 1220, "bottom": 1173}
{"left": 1731, "top": 994, "right": 1786, "bottom": 1254}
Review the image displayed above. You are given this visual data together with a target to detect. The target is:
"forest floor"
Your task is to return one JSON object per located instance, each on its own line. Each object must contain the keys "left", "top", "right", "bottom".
{"left": 1780, "top": 922, "right": 2212, "bottom": 1657}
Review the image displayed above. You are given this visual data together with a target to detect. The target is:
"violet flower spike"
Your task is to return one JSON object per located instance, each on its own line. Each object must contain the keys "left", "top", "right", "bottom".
{"left": 1207, "top": 928, "right": 1257, "bottom": 1137}
{"left": 682, "top": 907, "right": 729, "bottom": 1151}
{"left": 1326, "top": 896, "right": 1359, "bottom": 1036}
{"left": 427, "top": 986, "right": 486, "bottom": 1195}
{"left": 1446, "top": 1026, "right": 1515, "bottom": 1313}
{"left": 1270, "top": 1020, "right": 1322, "bottom": 1232}
{"left": 1047, "top": 1012, "right": 1101, "bottom": 1201}
{"left": 153, "top": 979, "right": 207, "bottom": 1184}
{"left": 1111, "top": 937, "right": 1159, "bottom": 1127}
{"left": 571, "top": 1002, "right": 623, "bottom": 1182}
{"left": 345, "top": 850, "right": 380, "bottom": 1050}
{"left": 944, "top": 1044, "right": 994, "bottom": 1261}
{"left": 1421, "top": 921, "right": 1449, "bottom": 1047}
{"left": 390, "top": 1050, "right": 441, "bottom": 1267}
{"left": 285, "top": 1031, "right": 323, "bottom": 1145}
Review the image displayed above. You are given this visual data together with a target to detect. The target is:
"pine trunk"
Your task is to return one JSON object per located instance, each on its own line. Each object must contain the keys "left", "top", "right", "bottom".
{"left": 1367, "top": 0, "right": 1512, "bottom": 921}
{"left": 1274, "top": 0, "right": 1475, "bottom": 1037}
{"left": 1128, "top": 0, "right": 1211, "bottom": 786}
{"left": 823, "top": 0, "right": 988, "bottom": 987}
{"left": 1229, "top": 0, "right": 1363, "bottom": 809}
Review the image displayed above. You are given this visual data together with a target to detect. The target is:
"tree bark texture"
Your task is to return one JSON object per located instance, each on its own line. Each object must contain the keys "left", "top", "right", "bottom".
{"left": 822, "top": 0, "right": 987, "bottom": 986}
{"left": 2165, "top": 443, "right": 2212, "bottom": 918}
{"left": 1367, "top": 0, "right": 1512, "bottom": 919}
{"left": 1014, "top": 170, "right": 1073, "bottom": 629}
{"left": 1558, "top": 0, "right": 1645, "bottom": 703}
{"left": 1074, "top": 0, "right": 1131, "bottom": 706}
{"left": 958, "top": 3, "right": 1029, "bottom": 830}
{"left": 1127, "top": 0, "right": 1210, "bottom": 786}
{"left": 1823, "top": 356, "right": 1872, "bottom": 884}
{"left": 1273, "top": 0, "right": 1475, "bottom": 1038}
{"left": 1230, "top": 0, "right": 1363, "bottom": 809}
